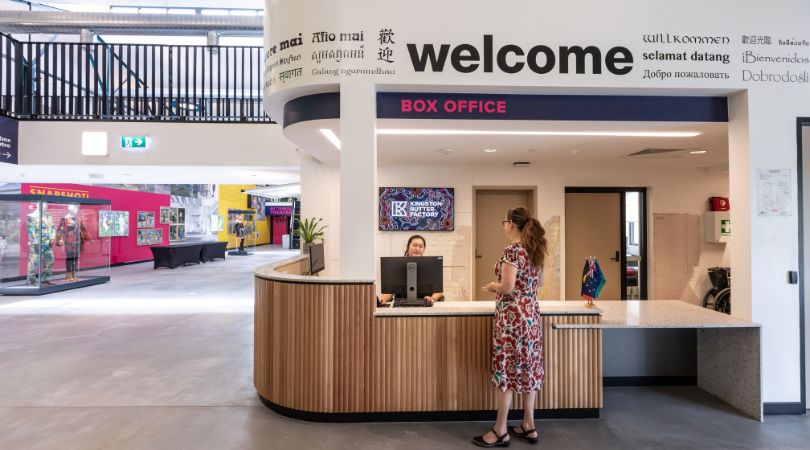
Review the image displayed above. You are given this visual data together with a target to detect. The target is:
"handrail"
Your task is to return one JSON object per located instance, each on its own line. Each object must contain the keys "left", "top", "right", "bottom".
{"left": 0, "top": 33, "right": 271, "bottom": 123}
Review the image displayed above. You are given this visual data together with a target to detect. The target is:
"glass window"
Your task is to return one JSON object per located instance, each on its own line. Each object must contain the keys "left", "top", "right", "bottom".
{"left": 230, "top": 10, "right": 257, "bottom": 16}
{"left": 201, "top": 9, "right": 230, "bottom": 16}
{"left": 139, "top": 8, "right": 167, "bottom": 15}
{"left": 111, "top": 7, "right": 138, "bottom": 14}
{"left": 625, "top": 192, "right": 641, "bottom": 300}
{"left": 168, "top": 9, "right": 196, "bottom": 15}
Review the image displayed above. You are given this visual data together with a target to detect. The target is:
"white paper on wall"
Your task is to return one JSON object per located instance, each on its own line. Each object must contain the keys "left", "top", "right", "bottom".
{"left": 756, "top": 168, "right": 792, "bottom": 217}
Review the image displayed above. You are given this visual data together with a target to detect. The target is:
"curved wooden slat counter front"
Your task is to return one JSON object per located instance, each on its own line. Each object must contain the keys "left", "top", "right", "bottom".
{"left": 255, "top": 256, "right": 603, "bottom": 421}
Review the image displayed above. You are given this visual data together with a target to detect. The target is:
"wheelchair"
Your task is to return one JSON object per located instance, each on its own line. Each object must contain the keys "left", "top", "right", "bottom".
{"left": 702, "top": 267, "right": 731, "bottom": 314}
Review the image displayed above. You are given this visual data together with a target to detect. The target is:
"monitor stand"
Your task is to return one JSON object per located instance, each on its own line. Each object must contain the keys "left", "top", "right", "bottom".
{"left": 394, "top": 262, "right": 430, "bottom": 307}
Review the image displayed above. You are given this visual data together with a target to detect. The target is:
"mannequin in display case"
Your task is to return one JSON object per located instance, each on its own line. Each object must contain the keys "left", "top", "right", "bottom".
{"left": 233, "top": 216, "right": 247, "bottom": 252}
{"left": 0, "top": 195, "right": 112, "bottom": 295}
{"left": 56, "top": 205, "right": 90, "bottom": 282}
{"left": 27, "top": 202, "right": 55, "bottom": 285}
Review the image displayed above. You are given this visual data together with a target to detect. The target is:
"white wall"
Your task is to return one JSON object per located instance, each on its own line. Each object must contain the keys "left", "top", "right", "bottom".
{"left": 303, "top": 160, "right": 732, "bottom": 302}
{"left": 300, "top": 154, "right": 341, "bottom": 275}
{"left": 746, "top": 88, "right": 804, "bottom": 404}
{"left": 372, "top": 164, "right": 729, "bottom": 302}
{"left": 17, "top": 121, "right": 299, "bottom": 167}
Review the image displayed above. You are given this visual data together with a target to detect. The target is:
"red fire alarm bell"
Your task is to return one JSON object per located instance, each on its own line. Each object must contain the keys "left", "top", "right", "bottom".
{"left": 709, "top": 197, "right": 730, "bottom": 211}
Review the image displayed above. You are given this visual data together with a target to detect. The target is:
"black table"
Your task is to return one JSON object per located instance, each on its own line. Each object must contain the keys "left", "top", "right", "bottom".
{"left": 151, "top": 243, "right": 205, "bottom": 269}
{"left": 150, "top": 242, "right": 229, "bottom": 269}
{"left": 149, "top": 242, "right": 228, "bottom": 269}
{"left": 201, "top": 241, "right": 228, "bottom": 263}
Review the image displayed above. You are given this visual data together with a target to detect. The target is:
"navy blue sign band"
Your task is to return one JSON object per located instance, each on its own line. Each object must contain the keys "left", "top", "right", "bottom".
{"left": 283, "top": 92, "right": 340, "bottom": 128}
{"left": 377, "top": 92, "right": 728, "bottom": 122}
{"left": 282, "top": 91, "right": 728, "bottom": 127}
{"left": 0, "top": 116, "right": 19, "bottom": 165}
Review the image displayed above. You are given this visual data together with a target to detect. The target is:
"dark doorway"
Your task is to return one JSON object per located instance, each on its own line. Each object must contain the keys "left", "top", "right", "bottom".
{"left": 565, "top": 187, "right": 648, "bottom": 300}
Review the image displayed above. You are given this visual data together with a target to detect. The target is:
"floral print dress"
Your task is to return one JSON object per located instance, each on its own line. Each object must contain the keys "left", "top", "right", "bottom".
{"left": 491, "top": 243, "right": 544, "bottom": 393}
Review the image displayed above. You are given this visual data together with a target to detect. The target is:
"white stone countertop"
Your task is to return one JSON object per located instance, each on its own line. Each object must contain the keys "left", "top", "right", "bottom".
{"left": 374, "top": 300, "right": 602, "bottom": 317}
{"left": 254, "top": 260, "right": 757, "bottom": 329}
{"left": 554, "top": 300, "right": 760, "bottom": 329}
{"left": 254, "top": 255, "right": 375, "bottom": 284}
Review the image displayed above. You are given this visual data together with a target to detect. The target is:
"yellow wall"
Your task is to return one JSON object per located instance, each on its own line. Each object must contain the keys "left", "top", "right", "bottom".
{"left": 218, "top": 184, "right": 271, "bottom": 248}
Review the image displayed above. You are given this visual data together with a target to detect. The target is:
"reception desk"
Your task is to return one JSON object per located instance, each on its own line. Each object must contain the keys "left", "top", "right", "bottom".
{"left": 254, "top": 256, "right": 602, "bottom": 421}
{"left": 254, "top": 256, "right": 761, "bottom": 422}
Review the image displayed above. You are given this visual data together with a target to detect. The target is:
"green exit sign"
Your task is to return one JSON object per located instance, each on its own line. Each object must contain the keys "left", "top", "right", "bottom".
{"left": 121, "top": 135, "right": 148, "bottom": 149}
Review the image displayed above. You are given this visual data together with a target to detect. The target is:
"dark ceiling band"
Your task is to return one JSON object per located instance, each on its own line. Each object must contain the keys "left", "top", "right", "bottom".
{"left": 283, "top": 92, "right": 340, "bottom": 128}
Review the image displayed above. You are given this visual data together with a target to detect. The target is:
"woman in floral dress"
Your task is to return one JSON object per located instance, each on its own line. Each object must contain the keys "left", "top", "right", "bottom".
{"left": 473, "top": 206, "right": 547, "bottom": 448}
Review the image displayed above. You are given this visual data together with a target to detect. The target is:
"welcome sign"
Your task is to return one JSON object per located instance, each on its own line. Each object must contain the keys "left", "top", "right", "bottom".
{"left": 379, "top": 187, "right": 454, "bottom": 231}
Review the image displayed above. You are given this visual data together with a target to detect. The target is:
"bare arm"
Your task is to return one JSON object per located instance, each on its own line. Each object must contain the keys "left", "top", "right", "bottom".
{"left": 482, "top": 262, "right": 517, "bottom": 295}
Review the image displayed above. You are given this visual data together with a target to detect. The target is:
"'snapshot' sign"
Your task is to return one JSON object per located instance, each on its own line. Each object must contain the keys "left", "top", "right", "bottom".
{"left": 0, "top": 116, "right": 18, "bottom": 165}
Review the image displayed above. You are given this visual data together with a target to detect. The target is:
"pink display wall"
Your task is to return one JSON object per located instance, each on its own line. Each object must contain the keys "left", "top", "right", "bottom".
{"left": 21, "top": 184, "right": 170, "bottom": 266}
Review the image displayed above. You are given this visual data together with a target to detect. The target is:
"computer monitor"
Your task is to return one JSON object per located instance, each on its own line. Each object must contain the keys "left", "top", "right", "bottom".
{"left": 309, "top": 243, "right": 325, "bottom": 275}
{"left": 380, "top": 256, "right": 443, "bottom": 304}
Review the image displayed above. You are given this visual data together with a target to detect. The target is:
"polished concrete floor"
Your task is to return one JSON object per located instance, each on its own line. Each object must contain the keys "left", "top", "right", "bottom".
{"left": 0, "top": 247, "right": 808, "bottom": 449}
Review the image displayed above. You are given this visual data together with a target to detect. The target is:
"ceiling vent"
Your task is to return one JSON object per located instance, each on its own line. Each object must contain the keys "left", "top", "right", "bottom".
{"left": 513, "top": 161, "right": 531, "bottom": 167}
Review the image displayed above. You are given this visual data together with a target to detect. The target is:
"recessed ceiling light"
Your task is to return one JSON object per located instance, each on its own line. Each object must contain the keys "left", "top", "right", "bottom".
{"left": 377, "top": 129, "right": 700, "bottom": 138}
{"left": 439, "top": 148, "right": 454, "bottom": 155}
{"left": 484, "top": 148, "right": 498, "bottom": 153}
{"left": 319, "top": 129, "right": 342, "bottom": 150}
{"left": 690, "top": 150, "right": 708, "bottom": 154}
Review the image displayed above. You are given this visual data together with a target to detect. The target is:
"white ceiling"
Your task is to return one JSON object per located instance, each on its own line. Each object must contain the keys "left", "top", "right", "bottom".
{"left": 0, "top": 165, "right": 299, "bottom": 185}
{"left": 3, "top": 119, "right": 727, "bottom": 185}
{"left": 285, "top": 118, "right": 729, "bottom": 170}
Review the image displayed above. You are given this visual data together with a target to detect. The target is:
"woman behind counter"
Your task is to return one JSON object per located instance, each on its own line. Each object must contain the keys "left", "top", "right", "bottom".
{"left": 378, "top": 234, "right": 444, "bottom": 306}
{"left": 473, "top": 206, "right": 547, "bottom": 448}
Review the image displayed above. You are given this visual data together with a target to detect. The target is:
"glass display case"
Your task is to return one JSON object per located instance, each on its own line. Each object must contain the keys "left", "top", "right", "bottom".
{"left": 0, "top": 195, "right": 112, "bottom": 295}
{"left": 227, "top": 208, "right": 256, "bottom": 256}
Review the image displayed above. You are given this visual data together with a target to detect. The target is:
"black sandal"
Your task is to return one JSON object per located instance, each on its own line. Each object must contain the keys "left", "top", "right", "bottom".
{"left": 508, "top": 424, "right": 539, "bottom": 444}
{"left": 472, "top": 428, "right": 510, "bottom": 447}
